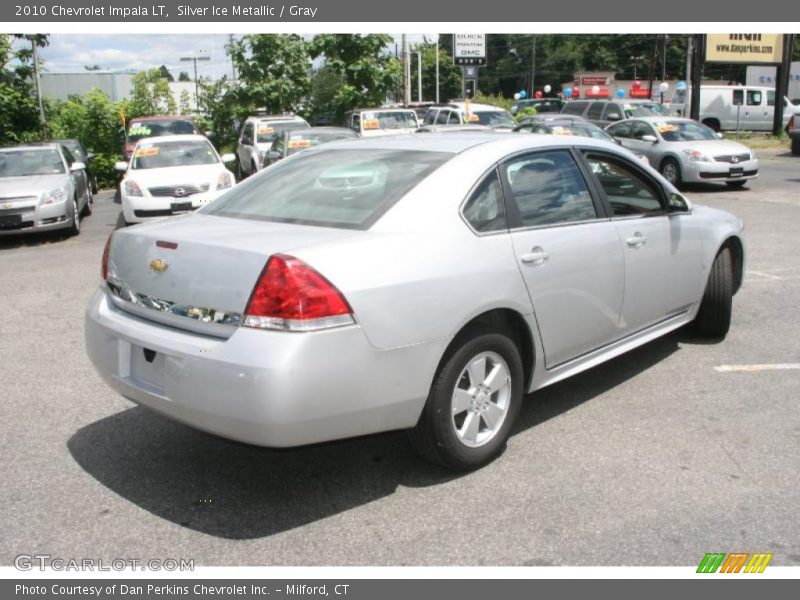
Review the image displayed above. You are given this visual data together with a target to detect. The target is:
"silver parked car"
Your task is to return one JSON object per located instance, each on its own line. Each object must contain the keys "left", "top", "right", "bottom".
{"left": 0, "top": 143, "right": 93, "bottom": 236}
{"left": 606, "top": 117, "right": 758, "bottom": 188}
{"left": 86, "top": 134, "right": 745, "bottom": 470}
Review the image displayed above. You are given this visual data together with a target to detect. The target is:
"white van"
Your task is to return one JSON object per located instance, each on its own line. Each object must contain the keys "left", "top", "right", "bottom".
{"left": 670, "top": 85, "right": 800, "bottom": 131}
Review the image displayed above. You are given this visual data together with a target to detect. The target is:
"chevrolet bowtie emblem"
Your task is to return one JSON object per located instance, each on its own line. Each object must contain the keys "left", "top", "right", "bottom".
{"left": 149, "top": 258, "right": 169, "bottom": 273}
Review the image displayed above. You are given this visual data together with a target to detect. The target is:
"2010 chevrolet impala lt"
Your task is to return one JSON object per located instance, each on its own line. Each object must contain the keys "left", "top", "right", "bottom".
{"left": 85, "top": 134, "right": 745, "bottom": 469}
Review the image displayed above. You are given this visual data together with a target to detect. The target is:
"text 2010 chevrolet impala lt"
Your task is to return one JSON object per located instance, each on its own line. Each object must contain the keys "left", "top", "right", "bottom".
{"left": 85, "top": 134, "right": 745, "bottom": 470}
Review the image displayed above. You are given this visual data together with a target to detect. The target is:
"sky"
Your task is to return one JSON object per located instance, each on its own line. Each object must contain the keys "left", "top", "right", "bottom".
{"left": 37, "top": 34, "right": 431, "bottom": 80}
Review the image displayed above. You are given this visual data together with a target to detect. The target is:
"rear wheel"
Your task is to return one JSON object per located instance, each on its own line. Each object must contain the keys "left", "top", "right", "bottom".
{"left": 660, "top": 158, "right": 682, "bottom": 188}
{"left": 693, "top": 246, "right": 733, "bottom": 338}
{"left": 702, "top": 118, "right": 721, "bottom": 132}
{"left": 408, "top": 328, "right": 523, "bottom": 470}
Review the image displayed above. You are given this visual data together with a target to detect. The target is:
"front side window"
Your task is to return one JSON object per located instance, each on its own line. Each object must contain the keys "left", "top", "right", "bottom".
{"left": 587, "top": 103, "right": 605, "bottom": 119}
{"left": 257, "top": 121, "right": 308, "bottom": 144}
{"left": 585, "top": 154, "right": 663, "bottom": 216}
{"left": 203, "top": 149, "right": 453, "bottom": 230}
{"left": 630, "top": 121, "right": 656, "bottom": 140}
{"left": 607, "top": 121, "right": 632, "bottom": 139}
{"left": 242, "top": 123, "right": 254, "bottom": 144}
{"left": 423, "top": 110, "right": 436, "bottom": 125}
{"left": 462, "top": 170, "right": 507, "bottom": 233}
{"left": 561, "top": 101, "right": 586, "bottom": 116}
{"left": 746, "top": 90, "right": 763, "bottom": 106}
{"left": 503, "top": 150, "right": 597, "bottom": 227}
{"left": 436, "top": 110, "right": 450, "bottom": 125}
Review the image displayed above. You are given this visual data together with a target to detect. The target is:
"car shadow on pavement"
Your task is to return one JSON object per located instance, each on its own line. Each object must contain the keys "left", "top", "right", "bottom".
{"left": 680, "top": 183, "right": 751, "bottom": 194}
{"left": 68, "top": 330, "right": 687, "bottom": 541}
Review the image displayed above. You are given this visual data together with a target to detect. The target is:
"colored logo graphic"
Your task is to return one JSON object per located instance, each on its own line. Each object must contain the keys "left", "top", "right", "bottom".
{"left": 697, "top": 552, "right": 773, "bottom": 573}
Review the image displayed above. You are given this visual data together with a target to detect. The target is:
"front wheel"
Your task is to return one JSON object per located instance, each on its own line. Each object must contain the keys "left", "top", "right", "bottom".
{"left": 693, "top": 246, "right": 733, "bottom": 338}
{"left": 67, "top": 198, "right": 81, "bottom": 236}
{"left": 660, "top": 158, "right": 682, "bottom": 188}
{"left": 408, "top": 329, "right": 524, "bottom": 470}
{"left": 82, "top": 186, "right": 93, "bottom": 216}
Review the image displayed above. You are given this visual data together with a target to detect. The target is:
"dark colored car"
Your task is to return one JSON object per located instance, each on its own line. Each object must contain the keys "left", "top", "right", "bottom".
{"left": 789, "top": 114, "right": 800, "bottom": 156}
{"left": 123, "top": 116, "right": 200, "bottom": 160}
{"left": 560, "top": 99, "right": 659, "bottom": 128}
{"left": 510, "top": 98, "right": 565, "bottom": 116}
{"left": 514, "top": 115, "right": 618, "bottom": 143}
{"left": 262, "top": 127, "right": 358, "bottom": 167}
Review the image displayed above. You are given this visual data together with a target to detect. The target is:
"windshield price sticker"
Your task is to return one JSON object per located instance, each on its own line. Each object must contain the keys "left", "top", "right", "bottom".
{"left": 257, "top": 126, "right": 275, "bottom": 134}
{"left": 363, "top": 119, "right": 381, "bottom": 130}
{"left": 134, "top": 147, "right": 160, "bottom": 158}
{"left": 288, "top": 139, "right": 312, "bottom": 149}
{"left": 129, "top": 125, "right": 152, "bottom": 136}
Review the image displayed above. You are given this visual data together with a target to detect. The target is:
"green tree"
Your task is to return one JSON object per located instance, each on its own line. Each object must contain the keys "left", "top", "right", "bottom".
{"left": 414, "top": 43, "right": 461, "bottom": 103}
{"left": 0, "top": 34, "right": 48, "bottom": 144}
{"left": 128, "top": 68, "right": 177, "bottom": 118}
{"left": 196, "top": 76, "right": 243, "bottom": 151}
{"left": 178, "top": 89, "right": 192, "bottom": 115}
{"left": 309, "top": 34, "right": 402, "bottom": 119}
{"left": 229, "top": 34, "right": 311, "bottom": 114}
{"left": 158, "top": 64, "right": 174, "bottom": 82}
{"left": 178, "top": 71, "right": 191, "bottom": 82}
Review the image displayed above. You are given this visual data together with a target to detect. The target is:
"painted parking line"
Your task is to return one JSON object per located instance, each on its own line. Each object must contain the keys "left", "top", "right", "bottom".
{"left": 714, "top": 363, "right": 800, "bottom": 373}
{"left": 747, "top": 270, "right": 784, "bottom": 281}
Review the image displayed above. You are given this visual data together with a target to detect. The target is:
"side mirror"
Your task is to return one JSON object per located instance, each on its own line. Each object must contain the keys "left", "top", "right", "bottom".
{"left": 70, "top": 161, "right": 86, "bottom": 171}
{"left": 86, "top": 152, "right": 96, "bottom": 161}
{"left": 715, "top": 132, "right": 724, "bottom": 139}
{"left": 606, "top": 113, "right": 622, "bottom": 121}
{"left": 641, "top": 134, "right": 658, "bottom": 143}
{"left": 668, "top": 192, "right": 691, "bottom": 212}
{"left": 220, "top": 153, "right": 235, "bottom": 163}
{"left": 114, "top": 161, "right": 129, "bottom": 172}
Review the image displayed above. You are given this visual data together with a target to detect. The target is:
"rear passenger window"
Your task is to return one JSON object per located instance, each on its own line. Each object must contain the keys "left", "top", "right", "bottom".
{"left": 587, "top": 103, "right": 604, "bottom": 119}
{"left": 585, "top": 154, "right": 664, "bottom": 216}
{"left": 561, "top": 102, "right": 586, "bottom": 116}
{"left": 423, "top": 111, "right": 436, "bottom": 125}
{"left": 503, "top": 150, "right": 597, "bottom": 227}
{"left": 436, "top": 110, "right": 450, "bottom": 125}
{"left": 607, "top": 121, "right": 632, "bottom": 138}
{"left": 462, "top": 171, "right": 507, "bottom": 233}
{"left": 746, "top": 90, "right": 763, "bottom": 106}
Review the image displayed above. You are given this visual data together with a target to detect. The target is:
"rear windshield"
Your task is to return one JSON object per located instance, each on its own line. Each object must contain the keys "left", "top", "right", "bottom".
{"left": 622, "top": 104, "right": 663, "bottom": 118}
{"left": 360, "top": 111, "right": 419, "bottom": 132}
{"left": 203, "top": 148, "right": 453, "bottom": 229}
{"left": 0, "top": 149, "right": 65, "bottom": 177}
{"left": 132, "top": 140, "right": 219, "bottom": 170}
{"left": 257, "top": 121, "right": 308, "bottom": 143}
{"left": 127, "top": 119, "right": 197, "bottom": 143}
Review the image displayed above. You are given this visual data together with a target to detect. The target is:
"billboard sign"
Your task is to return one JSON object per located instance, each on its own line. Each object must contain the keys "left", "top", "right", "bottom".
{"left": 706, "top": 34, "right": 784, "bottom": 64}
{"left": 454, "top": 34, "right": 487, "bottom": 66}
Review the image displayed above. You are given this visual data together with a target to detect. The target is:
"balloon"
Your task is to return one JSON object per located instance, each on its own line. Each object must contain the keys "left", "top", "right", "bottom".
{"left": 676, "top": 80, "right": 687, "bottom": 90}
{"left": 514, "top": 93, "right": 521, "bottom": 100}
{"left": 535, "top": 90, "right": 543, "bottom": 99}
{"left": 658, "top": 81, "right": 669, "bottom": 93}
{"left": 615, "top": 88, "right": 625, "bottom": 98}
{"left": 519, "top": 90, "right": 527, "bottom": 98}
{"left": 632, "top": 80, "right": 642, "bottom": 91}
{"left": 544, "top": 84, "right": 552, "bottom": 93}
{"left": 591, "top": 85, "right": 600, "bottom": 95}
{"left": 564, "top": 87, "right": 573, "bottom": 97}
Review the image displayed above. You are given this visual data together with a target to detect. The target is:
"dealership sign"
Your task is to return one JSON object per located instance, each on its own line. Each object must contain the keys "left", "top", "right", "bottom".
{"left": 454, "top": 34, "right": 487, "bottom": 66}
{"left": 706, "top": 34, "right": 784, "bottom": 64}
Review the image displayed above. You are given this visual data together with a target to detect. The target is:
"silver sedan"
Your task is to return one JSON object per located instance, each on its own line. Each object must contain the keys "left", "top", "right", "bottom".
{"left": 0, "top": 143, "right": 93, "bottom": 236}
{"left": 85, "top": 134, "right": 745, "bottom": 470}
{"left": 606, "top": 116, "right": 758, "bottom": 188}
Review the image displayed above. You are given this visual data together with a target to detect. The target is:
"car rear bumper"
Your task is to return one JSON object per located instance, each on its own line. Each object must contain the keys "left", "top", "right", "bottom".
{"left": 85, "top": 288, "right": 441, "bottom": 447}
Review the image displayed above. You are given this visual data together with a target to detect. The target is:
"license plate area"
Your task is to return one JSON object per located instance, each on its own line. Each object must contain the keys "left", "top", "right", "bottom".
{"left": 129, "top": 345, "right": 166, "bottom": 393}
{"left": 171, "top": 201, "right": 193, "bottom": 213}
{"left": 729, "top": 167, "right": 744, "bottom": 177}
{"left": 0, "top": 214, "right": 22, "bottom": 228}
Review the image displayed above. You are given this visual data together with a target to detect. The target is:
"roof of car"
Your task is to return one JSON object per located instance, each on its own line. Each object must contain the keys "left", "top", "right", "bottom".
{"left": 288, "top": 126, "right": 355, "bottom": 134}
{"left": 129, "top": 115, "right": 195, "bottom": 122}
{"left": 133, "top": 134, "right": 212, "bottom": 145}
{"left": 315, "top": 131, "right": 623, "bottom": 156}
{"left": 248, "top": 114, "right": 306, "bottom": 122}
{"left": 447, "top": 102, "right": 509, "bottom": 112}
{"left": 0, "top": 143, "right": 61, "bottom": 151}
{"left": 624, "top": 116, "right": 693, "bottom": 123}
{"left": 351, "top": 107, "right": 417, "bottom": 113}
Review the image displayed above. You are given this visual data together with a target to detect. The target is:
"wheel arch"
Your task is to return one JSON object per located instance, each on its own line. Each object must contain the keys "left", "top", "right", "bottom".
{"left": 435, "top": 308, "right": 536, "bottom": 394}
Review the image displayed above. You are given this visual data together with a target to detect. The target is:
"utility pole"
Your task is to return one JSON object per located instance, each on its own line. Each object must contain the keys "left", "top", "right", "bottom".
{"left": 180, "top": 53, "right": 211, "bottom": 112}
{"left": 530, "top": 34, "right": 537, "bottom": 97}
{"left": 31, "top": 38, "right": 47, "bottom": 139}
{"left": 435, "top": 35, "right": 440, "bottom": 104}
{"left": 228, "top": 34, "right": 237, "bottom": 81}
{"left": 662, "top": 34, "right": 668, "bottom": 81}
{"left": 684, "top": 35, "right": 693, "bottom": 117}
{"left": 417, "top": 51, "right": 423, "bottom": 102}
{"left": 773, "top": 33, "right": 795, "bottom": 136}
{"left": 690, "top": 34, "right": 705, "bottom": 122}
{"left": 647, "top": 35, "right": 658, "bottom": 99}
{"left": 402, "top": 34, "right": 411, "bottom": 106}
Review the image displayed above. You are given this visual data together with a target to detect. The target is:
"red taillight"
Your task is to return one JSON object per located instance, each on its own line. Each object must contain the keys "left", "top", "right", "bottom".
{"left": 101, "top": 233, "right": 113, "bottom": 280}
{"left": 244, "top": 254, "right": 354, "bottom": 331}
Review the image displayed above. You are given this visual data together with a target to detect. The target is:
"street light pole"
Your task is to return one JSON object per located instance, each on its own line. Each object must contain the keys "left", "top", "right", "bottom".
{"left": 402, "top": 34, "right": 410, "bottom": 106}
{"left": 31, "top": 38, "right": 47, "bottom": 139}
{"left": 435, "top": 35, "right": 440, "bottom": 104}
{"left": 417, "top": 51, "right": 423, "bottom": 102}
{"left": 180, "top": 54, "right": 211, "bottom": 112}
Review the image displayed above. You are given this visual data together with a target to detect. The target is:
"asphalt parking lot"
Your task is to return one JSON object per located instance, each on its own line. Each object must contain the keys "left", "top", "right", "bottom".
{"left": 2, "top": 151, "right": 799, "bottom": 567}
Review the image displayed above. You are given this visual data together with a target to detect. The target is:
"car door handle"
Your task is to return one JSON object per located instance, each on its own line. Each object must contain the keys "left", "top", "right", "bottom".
{"left": 626, "top": 233, "right": 646, "bottom": 248}
{"left": 520, "top": 247, "right": 550, "bottom": 265}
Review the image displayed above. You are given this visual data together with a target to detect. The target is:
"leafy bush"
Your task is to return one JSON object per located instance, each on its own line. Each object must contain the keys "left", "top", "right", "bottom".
{"left": 516, "top": 107, "right": 538, "bottom": 121}
{"left": 473, "top": 92, "right": 514, "bottom": 111}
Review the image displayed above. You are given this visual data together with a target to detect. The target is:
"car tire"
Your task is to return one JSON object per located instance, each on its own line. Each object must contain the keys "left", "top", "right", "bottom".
{"left": 408, "top": 327, "right": 524, "bottom": 470}
{"left": 67, "top": 197, "right": 81, "bottom": 236}
{"left": 660, "top": 158, "right": 682, "bottom": 188}
{"left": 693, "top": 246, "right": 733, "bottom": 339}
{"left": 792, "top": 138, "right": 800, "bottom": 156}
{"left": 725, "top": 180, "right": 747, "bottom": 188}
{"left": 82, "top": 186, "right": 93, "bottom": 216}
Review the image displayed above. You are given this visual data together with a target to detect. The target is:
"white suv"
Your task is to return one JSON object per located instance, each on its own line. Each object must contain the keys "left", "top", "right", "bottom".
{"left": 421, "top": 102, "right": 517, "bottom": 130}
{"left": 235, "top": 115, "right": 309, "bottom": 179}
